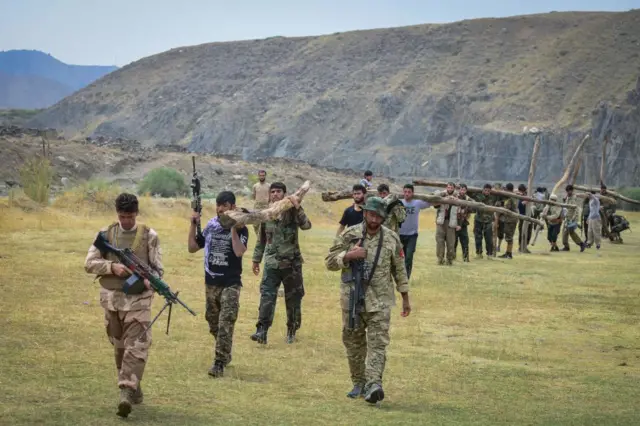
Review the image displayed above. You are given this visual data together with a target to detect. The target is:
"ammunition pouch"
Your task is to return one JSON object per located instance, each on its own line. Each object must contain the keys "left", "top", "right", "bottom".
{"left": 122, "top": 273, "right": 147, "bottom": 295}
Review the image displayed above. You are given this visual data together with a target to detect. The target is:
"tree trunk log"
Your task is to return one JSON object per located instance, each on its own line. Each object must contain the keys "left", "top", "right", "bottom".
{"left": 219, "top": 181, "right": 311, "bottom": 227}
{"left": 551, "top": 133, "right": 590, "bottom": 196}
{"left": 600, "top": 134, "right": 609, "bottom": 185}
{"left": 411, "top": 180, "right": 575, "bottom": 209}
{"left": 522, "top": 134, "right": 541, "bottom": 252}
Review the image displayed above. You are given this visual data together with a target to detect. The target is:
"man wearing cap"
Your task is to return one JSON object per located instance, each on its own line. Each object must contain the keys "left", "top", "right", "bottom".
{"left": 324, "top": 197, "right": 411, "bottom": 405}
{"left": 561, "top": 185, "right": 586, "bottom": 252}
{"left": 251, "top": 182, "right": 312, "bottom": 345}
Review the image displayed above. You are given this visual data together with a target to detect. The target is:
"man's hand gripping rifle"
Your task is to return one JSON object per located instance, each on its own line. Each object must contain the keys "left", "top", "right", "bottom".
{"left": 191, "top": 156, "right": 204, "bottom": 245}
{"left": 347, "top": 227, "right": 383, "bottom": 330}
{"left": 93, "top": 232, "right": 197, "bottom": 337}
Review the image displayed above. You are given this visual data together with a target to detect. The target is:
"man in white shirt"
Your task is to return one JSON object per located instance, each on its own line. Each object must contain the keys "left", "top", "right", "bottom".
{"left": 399, "top": 184, "right": 430, "bottom": 278}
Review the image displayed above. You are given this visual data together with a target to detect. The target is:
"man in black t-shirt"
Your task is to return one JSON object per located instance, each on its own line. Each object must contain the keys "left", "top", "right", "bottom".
{"left": 336, "top": 184, "right": 366, "bottom": 236}
{"left": 188, "top": 191, "right": 249, "bottom": 378}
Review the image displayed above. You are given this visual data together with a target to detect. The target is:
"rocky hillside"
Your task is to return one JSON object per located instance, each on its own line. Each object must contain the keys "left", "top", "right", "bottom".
{"left": 28, "top": 11, "right": 640, "bottom": 185}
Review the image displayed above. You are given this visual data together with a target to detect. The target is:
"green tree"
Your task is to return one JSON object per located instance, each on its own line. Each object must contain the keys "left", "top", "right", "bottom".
{"left": 137, "top": 167, "right": 189, "bottom": 197}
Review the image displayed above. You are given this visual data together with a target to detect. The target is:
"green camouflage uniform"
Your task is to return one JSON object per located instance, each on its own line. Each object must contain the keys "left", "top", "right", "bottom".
{"left": 467, "top": 192, "right": 498, "bottom": 255}
{"left": 382, "top": 194, "right": 407, "bottom": 234}
{"left": 324, "top": 222, "right": 409, "bottom": 392}
{"left": 253, "top": 207, "right": 311, "bottom": 333}
{"left": 500, "top": 195, "right": 519, "bottom": 244}
{"left": 454, "top": 194, "right": 472, "bottom": 260}
{"left": 562, "top": 194, "right": 583, "bottom": 248}
{"left": 84, "top": 222, "right": 163, "bottom": 393}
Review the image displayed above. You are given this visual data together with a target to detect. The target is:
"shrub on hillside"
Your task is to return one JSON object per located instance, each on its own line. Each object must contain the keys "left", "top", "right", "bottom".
{"left": 19, "top": 156, "right": 53, "bottom": 205}
{"left": 137, "top": 167, "right": 188, "bottom": 197}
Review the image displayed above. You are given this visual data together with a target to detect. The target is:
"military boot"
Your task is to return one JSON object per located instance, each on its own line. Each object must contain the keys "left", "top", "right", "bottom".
{"left": 131, "top": 384, "right": 143, "bottom": 405}
{"left": 286, "top": 327, "right": 296, "bottom": 344}
{"left": 208, "top": 360, "right": 224, "bottom": 378}
{"left": 347, "top": 384, "right": 365, "bottom": 399}
{"left": 364, "top": 383, "right": 385, "bottom": 404}
{"left": 117, "top": 387, "right": 134, "bottom": 418}
{"left": 250, "top": 325, "right": 268, "bottom": 344}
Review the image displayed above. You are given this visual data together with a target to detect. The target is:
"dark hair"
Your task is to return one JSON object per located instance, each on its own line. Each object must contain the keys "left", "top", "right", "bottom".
{"left": 270, "top": 182, "right": 287, "bottom": 193}
{"left": 377, "top": 184, "right": 390, "bottom": 193}
{"left": 447, "top": 181, "right": 455, "bottom": 187}
{"left": 565, "top": 184, "right": 574, "bottom": 192}
{"left": 352, "top": 184, "right": 366, "bottom": 193}
{"left": 505, "top": 183, "right": 514, "bottom": 191}
{"left": 258, "top": 169, "right": 266, "bottom": 174}
{"left": 483, "top": 183, "right": 492, "bottom": 190}
{"left": 590, "top": 190, "right": 597, "bottom": 195}
{"left": 115, "top": 193, "right": 139, "bottom": 213}
{"left": 364, "top": 170, "right": 373, "bottom": 177}
{"left": 403, "top": 183, "right": 414, "bottom": 191}
{"left": 518, "top": 184, "right": 527, "bottom": 192}
{"left": 536, "top": 187, "right": 544, "bottom": 193}
{"left": 600, "top": 184, "right": 607, "bottom": 190}
{"left": 216, "top": 191, "right": 236, "bottom": 205}
{"left": 460, "top": 183, "right": 468, "bottom": 189}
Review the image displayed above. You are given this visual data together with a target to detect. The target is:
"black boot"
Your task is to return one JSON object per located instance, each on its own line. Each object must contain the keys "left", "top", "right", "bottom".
{"left": 250, "top": 325, "right": 268, "bottom": 344}
{"left": 364, "top": 383, "right": 385, "bottom": 404}
{"left": 208, "top": 360, "right": 224, "bottom": 378}
{"left": 286, "top": 327, "right": 296, "bottom": 344}
{"left": 347, "top": 384, "right": 364, "bottom": 399}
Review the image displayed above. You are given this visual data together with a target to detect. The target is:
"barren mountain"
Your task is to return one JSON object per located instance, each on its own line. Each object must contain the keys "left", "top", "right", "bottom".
{"left": 29, "top": 11, "right": 640, "bottom": 185}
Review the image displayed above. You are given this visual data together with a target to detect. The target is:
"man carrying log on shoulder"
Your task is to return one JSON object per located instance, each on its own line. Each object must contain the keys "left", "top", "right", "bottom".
{"left": 561, "top": 185, "right": 586, "bottom": 252}
{"left": 466, "top": 183, "right": 498, "bottom": 259}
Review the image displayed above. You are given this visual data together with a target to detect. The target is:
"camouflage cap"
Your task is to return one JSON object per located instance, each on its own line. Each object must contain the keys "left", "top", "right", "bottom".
{"left": 362, "top": 196, "right": 387, "bottom": 218}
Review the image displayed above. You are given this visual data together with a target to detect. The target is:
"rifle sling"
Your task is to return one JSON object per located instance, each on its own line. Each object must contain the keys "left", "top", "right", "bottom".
{"left": 362, "top": 227, "right": 384, "bottom": 291}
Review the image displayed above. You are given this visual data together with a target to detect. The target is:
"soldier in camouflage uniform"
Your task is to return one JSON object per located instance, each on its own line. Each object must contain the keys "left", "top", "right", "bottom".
{"left": 324, "top": 197, "right": 411, "bottom": 405}
{"left": 497, "top": 183, "right": 519, "bottom": 259}
{"left": 599, "top": 184, "right": 616, "bottom": 239}
{"left": 377, "top": 184, "right": 407, "bottom": 233}
{"left": 561, "top": 185, "right": 586, "bottom": 252}
{"left": 84, "top": 193, "right": 162, "bottom": 418}
{"left": 467, "top": 183, "right": 498, "bottom": 258}
{"left": 251, "top": 182, "right": 312, "bottom": 344}
{"left": 454, "top": 184, "right": 472, "bottom": 262}
{"left": 433, "top": 182, "right": 458, "bottom": 265}
{"left": 188, "top": 191, "right": 249, "bottom": 378}
{"left": 542, "top": 194, "right": 563, "bottom": 252}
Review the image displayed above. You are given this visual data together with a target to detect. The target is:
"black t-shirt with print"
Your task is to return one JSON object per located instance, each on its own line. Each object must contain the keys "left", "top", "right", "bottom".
{"left": 198, "top": 221, "right": 249, "bottom": 287}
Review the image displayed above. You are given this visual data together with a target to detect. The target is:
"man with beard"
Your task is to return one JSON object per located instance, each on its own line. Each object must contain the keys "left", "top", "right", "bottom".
{"left": 324, "top": 196, "right": 411, "bottom": 405}
{"left": 188, "top": 191, "right": 249, "bottom": 378}
{"left": 251, "top": 182, "right": 312, "bottom": 344}
{"left": 561, "top": 185, "right": 586, "bottom": 252}
{"left": 399, "top": 183, "right": 430, "bottom": 278}
{"left": 543, "top": 194, "right": 563, "bottom": 252}
{"left": 497, "top": 183, "right": 519, "bottom": 259}
{"left": 432, "top": 182, "right": 458, "bottom": 265}
{"left": 377, "top": 184, "right": 407, "bottom": 234}
{"left": 337, "top": 184, "right": 366, "bottom": 236}
{"left": 467, "top": 184, "right": 498, "bottom": 259}
{"left": 454, "top": 184, "right": 472, "bottom": 262}
{"left": 251, "top": 170, "right": 270, "bottom": 236}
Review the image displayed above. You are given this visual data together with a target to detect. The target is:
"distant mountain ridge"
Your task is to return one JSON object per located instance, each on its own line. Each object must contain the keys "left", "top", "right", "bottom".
{"left": 0, "top": 50, "right": 117, "bottom": 109}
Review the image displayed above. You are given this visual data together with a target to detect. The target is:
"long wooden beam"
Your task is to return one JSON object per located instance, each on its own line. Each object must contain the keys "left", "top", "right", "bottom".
{"left": 411, "top": 180, "right": 575, "bottom": 209}
{"left": 572, "top": 184, "right": 639, "bottom": 206}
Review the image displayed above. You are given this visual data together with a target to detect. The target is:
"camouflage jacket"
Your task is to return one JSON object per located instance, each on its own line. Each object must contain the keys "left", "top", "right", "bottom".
{"left": 433, "top": 190, "right": 458, "bottom": 227}
{"left": 382, "top": 194, "right": 407, "bottom": 233}
{"left": 253, "top": 206, "right": 312, "bottom": 269}
{"left": 324, "top": 223, "right": 409, "bottom": 312}
{"left": 500, "top": 194, "right": 519, "bottom": 224}
{"left": 563, "top": 194, "right": 581, "bottom": 223}
{"left": 467, "top": 192, "right": 499, "bottom": 223}
{"left": 544, "top": 205, "right": 563, "bottom": 224}
{"left": 84, "top": 222, "right": 163, "bottom": 312}
{"left": 456, "top": 194, "right": 472, "bottom": 225}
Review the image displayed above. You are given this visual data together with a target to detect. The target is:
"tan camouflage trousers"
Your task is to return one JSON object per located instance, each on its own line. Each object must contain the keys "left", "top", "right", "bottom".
{"left": 436, "top": 220, "right": 456, "bottom": 262}
{"left": 341, "top": 309, "right": 391, "bottom": 389}
{"left": 205, "top": 284, "right": 241, "bottom": 365}
{"left": 104, "top": 308, "right": 152, "bottom": 390}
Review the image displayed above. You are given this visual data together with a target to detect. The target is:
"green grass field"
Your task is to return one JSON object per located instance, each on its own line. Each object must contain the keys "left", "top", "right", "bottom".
{"left": 1, "top": 195, "right": 639, "bottom": 425}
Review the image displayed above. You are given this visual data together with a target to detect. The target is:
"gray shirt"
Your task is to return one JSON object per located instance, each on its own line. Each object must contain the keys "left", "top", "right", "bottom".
{"left": 588, "top": 196, "right": 601, "bottom": 220}
{"left": 399, "top": 199, "right": 431, "bottom": 236}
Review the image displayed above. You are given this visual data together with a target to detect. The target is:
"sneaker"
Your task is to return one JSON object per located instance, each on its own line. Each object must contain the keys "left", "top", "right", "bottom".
{"left": 208, "top": 360, "right": 224, "bottom": 378}
{"left": 364, "top": 383, "right": 385, "bottom": 404}
{"left": 347, "top": 385, "right": 364, "bottom": 399}
{"left": 117, "top": 388, "right": 134, "bottom": 418}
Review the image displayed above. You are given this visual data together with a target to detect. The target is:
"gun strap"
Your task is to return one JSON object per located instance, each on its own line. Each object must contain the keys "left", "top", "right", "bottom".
{"left": 363, "top": 227, "right": 384, "bottom": 289}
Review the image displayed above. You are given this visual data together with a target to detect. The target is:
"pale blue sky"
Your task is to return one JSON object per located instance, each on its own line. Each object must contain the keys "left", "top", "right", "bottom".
{"left": 1, "top": 0, "right": 639, "bottom": 66}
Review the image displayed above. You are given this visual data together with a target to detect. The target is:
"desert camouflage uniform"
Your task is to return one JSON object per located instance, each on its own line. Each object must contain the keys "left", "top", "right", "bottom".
{"left": 253, "top": 207, "right": 311, "bottom": 333}
{"left": 324, "top": 223, "right": 409, "bottom": 392}
{"left": 381, "top": 194, "right": 407, "bottom": 234}
{"left": 433, "top": 190, "right": 458, "bottom": 264}
{"left": 84, "top": 222, "right": 163, "bottom": 392}
{"left": 467, "top": 192, "right": 498, "bottom": 256}
{"left": 252, "top": 181, "right": 270, "bottom": 235}
{"left": 562, "top": 194, "right": 583, "bottom": 248}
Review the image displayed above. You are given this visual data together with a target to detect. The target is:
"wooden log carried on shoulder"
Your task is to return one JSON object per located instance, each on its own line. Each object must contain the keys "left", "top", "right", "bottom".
{"left": 218, "top": 180, "right": 311, "bottom": 228}
{"left": 411, "top": 180, "right": 575, "bottom": 209}
{"left": 572, "top": 184, "right": 639, "bottom": 206}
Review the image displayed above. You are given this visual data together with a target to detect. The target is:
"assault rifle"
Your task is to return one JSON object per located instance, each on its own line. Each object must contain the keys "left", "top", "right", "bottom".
{"left": 190, "top": 156, "right": 203, "bottom": 244}
{"left": 93, "top": 232, "right": 197, "bottom": 336}
{"left": 347, "top": 227, "right": 384, "bottom": 330}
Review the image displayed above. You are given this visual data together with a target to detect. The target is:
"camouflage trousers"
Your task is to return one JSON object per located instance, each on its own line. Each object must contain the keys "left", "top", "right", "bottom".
{"left": 474, "top": 220, "right": 494, "bottom": 255}
{"left": 104, "top": 308, "right": 152, "bottom": 390}
{"left": 562, "top": 224, "right": 583, "bottom": 248}
{"left": 257, "top": 265, "right": 304, "bottom": 331}
{"left": 341, "top": 309, "right": 391, "bottom": 389}
{"left": 435, "top": 220, "right": 456, "bottom": 262}
{"left": 205, "top": 284, "right": 241, "bottom": 365}
{"left": 502, "top": 221, "right": 517, "bottom": 243}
